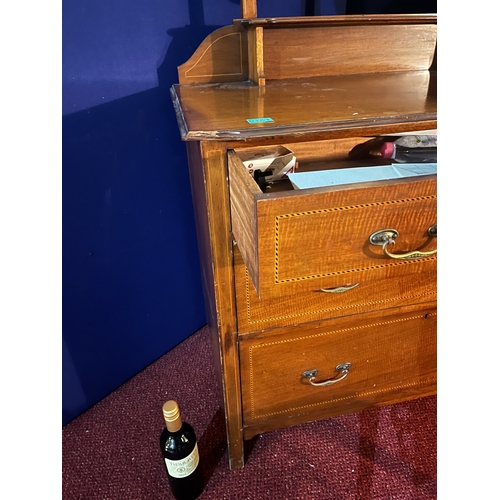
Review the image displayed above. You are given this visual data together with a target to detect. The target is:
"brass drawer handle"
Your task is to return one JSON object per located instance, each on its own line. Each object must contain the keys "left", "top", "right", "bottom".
{"left": 321, "top": 283, "right": 359, "bottom": 293}
{"left": 369, "top": 224, "right": 437, "bottom": 260}
{"left": 302, "top": 362, "right": 352, "bottom": 387}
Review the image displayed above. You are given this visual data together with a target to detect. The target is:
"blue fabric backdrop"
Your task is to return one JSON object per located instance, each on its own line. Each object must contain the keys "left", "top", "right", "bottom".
{"left": 62, "top": 0, "right": 350, "bottom": 425}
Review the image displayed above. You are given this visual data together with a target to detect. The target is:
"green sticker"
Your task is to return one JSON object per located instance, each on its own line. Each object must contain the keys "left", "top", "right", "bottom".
{"left": 246, "top": 117, "right": 274, "bottom": 124}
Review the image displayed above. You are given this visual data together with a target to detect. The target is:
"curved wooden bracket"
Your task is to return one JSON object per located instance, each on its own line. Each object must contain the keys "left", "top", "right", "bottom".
{"left": 178, "top": 25, "right": 249, "bottom": 85}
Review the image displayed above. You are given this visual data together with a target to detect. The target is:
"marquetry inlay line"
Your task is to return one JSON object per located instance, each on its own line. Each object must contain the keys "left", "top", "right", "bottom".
{"left": 243, "top": 267, "right": 435, "bottom": 325}
{"left": 274, "top": 195, "right": 437, "bottom": 284}
{"left": 249, "top": 341, "right": 256, "bottom": 418}
{"left": 184, "top": 32, "right": 243, "bottom": 78}
{"left": 252, "top": 378, "right": 437, "bottom": 420}
{"left": 248, "top": 312, "right": 436, "bottom": 420}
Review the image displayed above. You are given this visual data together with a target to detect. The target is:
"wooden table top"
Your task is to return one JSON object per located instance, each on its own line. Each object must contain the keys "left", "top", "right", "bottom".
{"left": 171, "top": 70, "right": 436, "bottom": 142}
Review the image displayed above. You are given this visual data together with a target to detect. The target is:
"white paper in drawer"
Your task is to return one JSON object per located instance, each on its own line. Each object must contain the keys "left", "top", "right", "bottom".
{"left": 288, "top": 163, "right": 437, "bottom": 190}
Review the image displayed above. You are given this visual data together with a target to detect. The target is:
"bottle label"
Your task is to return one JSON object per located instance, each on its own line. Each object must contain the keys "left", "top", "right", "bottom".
{"left": 165, "top": 444, "right": 199, "bottom": 478}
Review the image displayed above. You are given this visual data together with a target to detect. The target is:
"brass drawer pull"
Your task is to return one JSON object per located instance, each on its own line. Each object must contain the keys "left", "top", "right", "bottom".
{"left": 302, "top": 362, "right": 352, "bottom": 387}
{"left": 369, "top": 224, "right": 437, "bottom": 260}
{"left": 321, "top": 283, "right": 359, "bottom": 293}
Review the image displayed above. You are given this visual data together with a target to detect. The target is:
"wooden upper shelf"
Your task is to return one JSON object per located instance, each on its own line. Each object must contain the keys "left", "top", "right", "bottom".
{"left": 176, "top": 14, "right": 437, "bottom": 87}
{"left": 172, "top": 14, "right": 437, "bottom": 142}
{"left": 235, "top": 14, "right": 438, "bottom": 27}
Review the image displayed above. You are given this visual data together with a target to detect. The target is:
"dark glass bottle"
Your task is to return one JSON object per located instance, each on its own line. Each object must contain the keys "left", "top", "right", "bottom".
{"left": 160, "top": 401, "right": 204, "bottom": 500}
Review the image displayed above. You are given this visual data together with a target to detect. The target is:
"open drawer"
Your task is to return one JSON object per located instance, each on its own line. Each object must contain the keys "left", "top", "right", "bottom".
{"left": 228, "top": 136, "right": 437, "bottom": 296}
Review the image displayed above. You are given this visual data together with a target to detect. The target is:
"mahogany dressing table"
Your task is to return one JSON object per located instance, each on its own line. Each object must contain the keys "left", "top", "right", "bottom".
{"left": 170, "top": 2, "right": 437, "bottom": 469}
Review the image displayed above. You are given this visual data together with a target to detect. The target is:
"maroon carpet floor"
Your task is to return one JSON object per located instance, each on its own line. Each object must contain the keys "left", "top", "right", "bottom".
{"left": 62, "top": 325, "right": 437, "bottom": 499}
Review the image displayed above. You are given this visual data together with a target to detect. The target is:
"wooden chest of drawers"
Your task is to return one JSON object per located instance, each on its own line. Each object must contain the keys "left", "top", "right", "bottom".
{"left": 171, "top": 8, "right": 437, "bottom": 469}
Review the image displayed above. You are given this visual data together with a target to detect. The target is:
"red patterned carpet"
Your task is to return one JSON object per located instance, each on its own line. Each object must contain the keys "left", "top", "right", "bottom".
{"left": 62, "top": 325, "right": 436, "bottom": 499}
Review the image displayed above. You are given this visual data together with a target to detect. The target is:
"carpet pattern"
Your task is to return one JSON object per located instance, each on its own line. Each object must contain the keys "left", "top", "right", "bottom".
{"left": 62, "top": 325, "right": 436, "bottom": 499}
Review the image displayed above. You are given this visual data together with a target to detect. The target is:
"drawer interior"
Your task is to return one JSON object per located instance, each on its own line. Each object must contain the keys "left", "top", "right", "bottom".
{"left": 232, "top": 134, "right": 437, "bottom": 195}
{"left": 228, "top": 135, "right": 437, "bottom": 296}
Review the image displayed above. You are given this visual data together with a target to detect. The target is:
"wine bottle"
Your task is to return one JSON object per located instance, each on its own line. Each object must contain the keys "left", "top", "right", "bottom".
{"left": 160, "top": 400, "right": 204, "bottom": 500}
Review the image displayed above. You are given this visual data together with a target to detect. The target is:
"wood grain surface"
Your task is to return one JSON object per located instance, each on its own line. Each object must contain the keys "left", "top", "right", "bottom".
{"left": 186, "top": 141, "right": 246, "bottom": 469}
{"left": 239, "top": 306, "right": 436, "bottom": 427}
{"left": 172, "top": 70, "right": 436, "bottom": 141}
{"left": 262, "top": 24, "right": 436, "bottom": 80}
{"left": 233, "top": 246, "right": 436, "bottom": 332}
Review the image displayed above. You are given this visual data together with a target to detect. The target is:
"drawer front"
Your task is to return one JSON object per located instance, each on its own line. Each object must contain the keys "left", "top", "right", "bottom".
{"left": 228, "top": 148, "right": 437, "bottom": 296}
{"left": 234, "top": 246, "right": 436, "bottom": 332}
{"left": 239, "top": 307, "right": 436, "bottom": 425}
